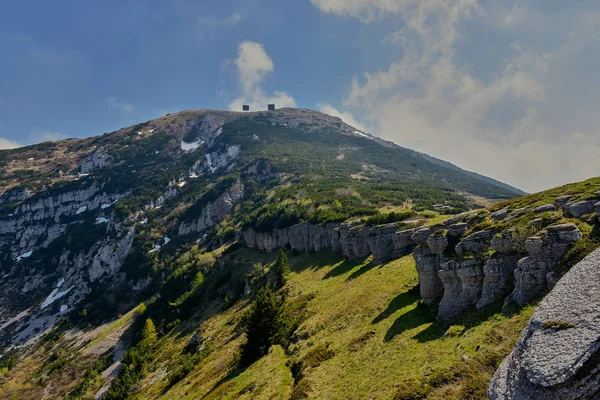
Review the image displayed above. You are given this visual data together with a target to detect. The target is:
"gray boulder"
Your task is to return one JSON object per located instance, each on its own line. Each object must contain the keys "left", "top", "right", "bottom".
{"left": 392, "top": 227, "right": 419, "bottom": 258}
{"left": 534, "top": 204, "right": 556, "bottom": 213}
{"left": 426, "top": 232, "right": 449, "bottom": 255}
{"left": 455, "top": 230, "right": 494, "bottom": 256}
{"left": 491, "top": 207, "right": 510, "bottom": 220}
{"left": 447, "top": 223, "right": 468, "bottom": 237}
{"left": 554, "top": 195, "right": 573, "bottom": 208}
{"left": 564, "top": 200, "right": 595, "bottom": 218}
{"left": 489, "top": 248, "right": 600, "bottom": 400}
{"left": 410, "top": 226, "right": 436, "bottom": 245}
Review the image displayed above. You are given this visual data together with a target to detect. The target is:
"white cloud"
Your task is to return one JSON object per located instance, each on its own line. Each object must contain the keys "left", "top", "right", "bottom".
{"left": 0, "top": 138, "right": 20, "bottom": 149}
{"left": 107, "top": 97, "right": 134, "bottom": 113}
{"left": 228, "top": 41, "right": 296, "bottom": 111}
{"left": 318, "top": 104, "right": 368, "bottom": 132}
{"left": 312, "top": 1, "right": 600, "bottom": 192}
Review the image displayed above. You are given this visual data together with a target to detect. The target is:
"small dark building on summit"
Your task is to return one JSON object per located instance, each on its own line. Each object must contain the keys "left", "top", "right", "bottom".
{"left": 242, "top": 105, "right": 250, "bottom": 111}
{"left": 268, "top": 104, "right": 275, "bottom": 110}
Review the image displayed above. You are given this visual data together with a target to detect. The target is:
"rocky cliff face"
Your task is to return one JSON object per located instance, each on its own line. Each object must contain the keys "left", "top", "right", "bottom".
{"left": 239, "top": 190, "right": 598, "bottom": 323}
{"left": 488, "top": 248, "right": 600, "bottom": 400}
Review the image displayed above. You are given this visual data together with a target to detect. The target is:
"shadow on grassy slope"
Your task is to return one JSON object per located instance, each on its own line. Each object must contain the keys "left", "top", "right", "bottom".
{"left": 372, "top": 285, "right": 421, "bottom": 324}
{"left": 384, "top": 300, "right": 522, "bottom": 343}
{"left": 322, "top": 259, "right": 360, "bottom": 279}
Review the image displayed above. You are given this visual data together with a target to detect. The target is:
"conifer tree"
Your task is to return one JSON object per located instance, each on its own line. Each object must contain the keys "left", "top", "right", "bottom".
{"left": 241, "top": 285, "right": 290, "bottom": 365}
{"left": 272, "top": 248, "right": 290, "bottom": 289}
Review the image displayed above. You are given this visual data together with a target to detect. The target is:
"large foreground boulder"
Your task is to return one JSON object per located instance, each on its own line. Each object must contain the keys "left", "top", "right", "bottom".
{"left": 488, "top": 247, "right": 600, "bottom": 400}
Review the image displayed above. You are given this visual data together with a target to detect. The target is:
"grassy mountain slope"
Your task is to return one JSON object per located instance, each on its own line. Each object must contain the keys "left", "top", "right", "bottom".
{"left": 3, "top": 175, "right": 600, "bottom": 399}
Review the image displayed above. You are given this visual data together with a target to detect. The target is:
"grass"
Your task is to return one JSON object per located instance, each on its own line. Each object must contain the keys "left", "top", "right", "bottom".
{"left": 126, "top": 250, "right": 534, "bottom": 400}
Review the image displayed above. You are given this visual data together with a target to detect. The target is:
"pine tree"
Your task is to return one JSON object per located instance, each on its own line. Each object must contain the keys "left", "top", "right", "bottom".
{"left": 140, "top": 318, "right": 157, "bottom": 351}
{"left": 272, "top": 248, "right": 290, "bottom": 289}
{"left": 241, "top": 285, "right": 290, "bottom": 365}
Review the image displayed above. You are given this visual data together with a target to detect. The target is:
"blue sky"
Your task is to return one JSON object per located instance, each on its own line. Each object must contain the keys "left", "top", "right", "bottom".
{"left": 1, "top": 1, "right": 600, "bottom": 192}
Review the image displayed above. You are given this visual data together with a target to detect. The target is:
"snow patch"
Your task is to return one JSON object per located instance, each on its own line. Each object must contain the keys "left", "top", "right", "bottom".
{"left": 163, "top": 236, "right": 170, "bottom": 245}
{"left": 16, "top": 251, "right": 32, "bottom": 261}
{"left": 95, "top": 217, "right": 109, "bottom": 224}
{"left": 149, "top": 244, "right": 161, "bottom": 253}
{"left": 181, "top": 139, "right": 204, "bottom": 151}
{"left": 60, "top": 305, "right": 68, "bottom": 314}
{"left": 76, "top": 206, "right": 87, "bottom": 214}
{"left": 177, "top": 181, "right": 187, "bottom": 188}
{"left": 101, "top": 203, "right": 112, "bottom": 209}
{"left": 41, "top": 279, "right": 73, "bottom": 308}
{"left": 253, "top": 134, "right": 259, "bottom": 140}
{"left": 354, "top": 130, "right": 370, "bottom": 139}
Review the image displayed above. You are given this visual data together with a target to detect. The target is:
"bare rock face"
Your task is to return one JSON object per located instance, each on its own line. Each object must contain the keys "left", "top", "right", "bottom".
{"left": 366, "top": 222, "right": 407, "bottom": 264}
{"left": 413, "top": 245, "right": 444, "bottom": 305}
{"left": 491, "top": 231, "right": 514, "bottom": 254}
{"left": 411, "top": 226, "right": 436, "bottom": 246}
{"left": 492, "top": 207, "right": 510, "bottom": 220}
{"left": 447, "top": 223, "right": 468, "bottom": 237}
{"left": 178, "top": 182, "right": 244, "bottom": 235}
{"left": 488, "top": 248, "right": 600, "bottom": 400}
{"left": 510, "top": 224, "right": 581, "bottom": 306}
{"left": 477, "top": 254, "right": 521, "bottom": 310}
{"left": 341, "top": 224, "right": 371, "bottom": 260}
{"left": 438, "top": 259, "right": 484, "bottom": 320}
{"left": 426, "top": 233, "right": 448, "bottom": 255}
{"left": 564, "top": 201, "right": 595, "bottom": 218}
{"left": 392, "top": 227, "right": 419, "bottom": 258}
{"left": 455, "top": 230, "right": 494, "bottom": 257}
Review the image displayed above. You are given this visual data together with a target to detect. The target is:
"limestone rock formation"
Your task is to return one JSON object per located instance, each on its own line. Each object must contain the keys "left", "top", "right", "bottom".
{"left": 488, "top": 248, "right": 600, "bottom": 400}
{"left": 437, "top": 259, "right": 484, "bottom": 320}
{"left": 455, "top": 230, "right": 493, "bottom": 257}
{"left": 178, "top": 182, "right": 244, "bottom": 235}
{"left": 477, "top": 254, "right": 521, "bottom": 310}
{"left": 510, "top": 224, "right": 581, "bottom": 306}
{"left": 413, "top": 245, "right": 444, "bottom": 305}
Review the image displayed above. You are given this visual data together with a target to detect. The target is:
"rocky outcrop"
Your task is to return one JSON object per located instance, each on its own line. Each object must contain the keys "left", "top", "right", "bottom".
{"left": 534, "top": 204, "right": 556, "bottom": 213}
{"left": 413, "top": 245, "right": 444, "bottom": 305}
{"left": 564, "top": 201, "right": 595, "bottom": 218}
{"left": 189, "top": 144, "right": 241, "bottom": 177}
{"left": 488, "top": 248, "right": 600, "bottom": 400}
{"left": 438, "top": 259, "right": 484, "bottom": 319}
{"left": 79, "top": 151, "right": 111, "bottom": 174}
{"left": 477, "top": 254, "right": 521, "bottom": 310}
{"left": 178, "top": 182, "right": 244, "bottom": 235}
{"left": 554, "top": 195, "right": 573, "bottom": 208}
{"left": 455, "top": 230, "right": 493, "bottom": 256}
{"left": 510, "top": 224, "right": 581, "bottom": 306}
{"left": 243, "top": 222, "right": 342, "bottom": 254}
{"left": 241, "top": 220, "right": 422, "bottom": 264}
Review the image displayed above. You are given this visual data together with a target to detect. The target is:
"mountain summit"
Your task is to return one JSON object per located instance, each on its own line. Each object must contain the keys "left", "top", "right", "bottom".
{"left": 0, "top": 107, "right": 524, "bottom": 346}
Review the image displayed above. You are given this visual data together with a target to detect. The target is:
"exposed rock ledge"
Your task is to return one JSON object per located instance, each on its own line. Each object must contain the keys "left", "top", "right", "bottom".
{"left": 488, "top": 247, "right": 600, "bottom": 400}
